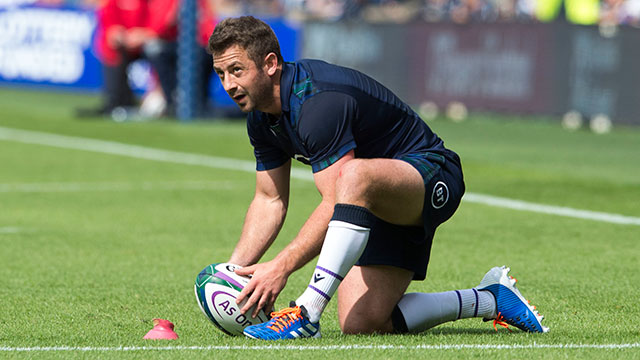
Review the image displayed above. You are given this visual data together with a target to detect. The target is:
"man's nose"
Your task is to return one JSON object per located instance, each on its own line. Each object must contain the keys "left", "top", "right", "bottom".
{"left": 223, "top": 76, "right": 236, "bottom": 93}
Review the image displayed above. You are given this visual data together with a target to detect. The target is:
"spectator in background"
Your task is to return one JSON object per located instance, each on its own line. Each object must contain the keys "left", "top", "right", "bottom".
{"left": 422, "top": 0, "right": 455, "bottom": 21}
{"left": 513, "top": 0, "right": 536, "bottom": 21}
{"left": 600, "top": 0, "right": 624, "bottom": 24}
{"left": 245, "top": 0, "right": 283, "bottom": 15}
{"left": 600, "top": 0, "right": 640, "bottom": 25}
{"left": 621, "top": 0, "right": 640, "bottom": 25}
{"left": 80, "top": 0, "right": 216, "bottom": 119}
{"left": 82, "top": 0, "right": 179, "bottom": 117}
{"left": 361, "top": 0, "right": 420, "bottom": 22}
{"left": 449, "top": 0, "right": 497, "bottom": 23}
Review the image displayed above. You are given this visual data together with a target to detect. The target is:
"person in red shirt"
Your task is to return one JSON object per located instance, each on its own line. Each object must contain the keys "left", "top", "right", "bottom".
{"left": 83, "top": 0, "right": 215, "bottom": 117}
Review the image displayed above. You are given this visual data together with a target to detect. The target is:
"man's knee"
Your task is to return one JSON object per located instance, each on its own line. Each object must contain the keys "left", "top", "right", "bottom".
{"left": 339, "top": 311, "right": 392, "bottom": 335}
{"left": 335, "top": 159, "right": 375, "bottom": 204}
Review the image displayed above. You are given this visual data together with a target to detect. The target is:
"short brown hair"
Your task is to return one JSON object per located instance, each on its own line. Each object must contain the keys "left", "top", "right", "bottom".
{"left": 208, "top": 16, "right": 283, "bottom": 66}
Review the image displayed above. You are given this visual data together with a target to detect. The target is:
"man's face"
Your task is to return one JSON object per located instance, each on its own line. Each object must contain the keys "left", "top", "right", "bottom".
{"left": 213, "top": 45, "right": 273, "bottom": 113}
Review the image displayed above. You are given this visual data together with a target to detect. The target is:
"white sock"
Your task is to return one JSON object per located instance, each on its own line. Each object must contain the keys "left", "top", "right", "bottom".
{"left": 295, "top": 220, "right": 370, "bottom": 322}
{"left": 396, "top": 289, "right": 496, "bottom": 333}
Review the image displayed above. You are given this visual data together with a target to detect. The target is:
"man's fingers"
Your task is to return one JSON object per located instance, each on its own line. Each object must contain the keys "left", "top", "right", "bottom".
{"left": 235, "top": 279, "right": 254, "bottom": 305}
{"left": 234, "top": 264, "right": 255, "bottom": 276}
{"left": 230, "top": 261, "right": 283, "bottom": 317}
{"left": 241, "top": 290, "right": 261, "bottom": 314}
{"left": 254, "top": 296, "right": 268, "bottom": 318}
{"left": 235, "top": 264, "right": 258, "bottom": 305}
{"left": 234, "top": 268, "right": 249, "bottom": 276}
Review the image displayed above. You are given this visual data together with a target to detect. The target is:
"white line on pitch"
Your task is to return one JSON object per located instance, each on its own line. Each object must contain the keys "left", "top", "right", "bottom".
{"left": 1, "top": 343, "right": 639, "bottom": 352}
{"left": 0, "top": 181, "right": 239, "bottom": 193}
{"left": 462, "top": 193, "right": 640, "bottom": 225}
{"left": 1, "top": 126, "right": 639, "bottom": 226}
{"left": 0, "top": 227, "right": 23, "bottom": 234}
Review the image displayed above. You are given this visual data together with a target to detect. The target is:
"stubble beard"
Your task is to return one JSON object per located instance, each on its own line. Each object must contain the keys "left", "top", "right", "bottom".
{"left": 244, "top": 72, "right": 273, "bottom": 113}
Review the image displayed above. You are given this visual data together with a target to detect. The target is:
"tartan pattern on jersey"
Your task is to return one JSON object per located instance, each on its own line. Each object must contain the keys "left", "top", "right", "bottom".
{"left": 399, "top": 152, "right": 445, "bottom": 185}
{"left": 289, "top": 75, "right": 320, "bottom": 128}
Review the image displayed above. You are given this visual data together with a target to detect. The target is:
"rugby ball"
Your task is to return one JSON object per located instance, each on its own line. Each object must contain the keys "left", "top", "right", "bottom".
{"left": 194, "top": 263, "right": 270, "bottom": 336}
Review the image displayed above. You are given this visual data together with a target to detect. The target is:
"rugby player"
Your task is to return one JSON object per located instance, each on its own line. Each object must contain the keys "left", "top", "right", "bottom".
{"left": 208, "top": 16, "right": 547, "bottom": 340}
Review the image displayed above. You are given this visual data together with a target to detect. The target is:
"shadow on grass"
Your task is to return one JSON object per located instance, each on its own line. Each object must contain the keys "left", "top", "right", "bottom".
{"left": 425, "top": 327, "right": 509, "bottom": 336}
{"left": 326, "top": 326, "right": 517, "bottom": 340}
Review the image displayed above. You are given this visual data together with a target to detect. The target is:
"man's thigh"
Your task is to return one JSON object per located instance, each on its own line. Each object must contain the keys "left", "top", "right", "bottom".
{"left": 337, "top": 265, "right": 413, "bottom": 334}
{"left": 336, "top": 158, "right": 425, "bottom": 226}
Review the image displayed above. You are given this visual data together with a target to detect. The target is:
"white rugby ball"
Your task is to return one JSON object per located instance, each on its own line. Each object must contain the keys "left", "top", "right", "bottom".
{"left": 194, "top": 263, "right": 270, "bottom": 336}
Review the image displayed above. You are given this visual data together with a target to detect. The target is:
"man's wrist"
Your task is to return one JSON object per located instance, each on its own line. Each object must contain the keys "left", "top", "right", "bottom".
{"left": 273, "top": 252, "right": 297, "bottom": 276}
{"left": 227, "top": 255, "right": 252, "bottom": 267}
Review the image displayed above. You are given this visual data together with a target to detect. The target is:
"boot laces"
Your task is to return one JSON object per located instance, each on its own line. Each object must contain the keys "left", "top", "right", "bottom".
{"left": 267, "top": 306, "right": 302, "bottom": 333}
{"left": 493, "top": 312, "right": 512, "bottom": 332}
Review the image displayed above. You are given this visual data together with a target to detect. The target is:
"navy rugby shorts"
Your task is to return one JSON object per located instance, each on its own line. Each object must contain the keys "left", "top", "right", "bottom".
{"left": 354, "top": 151, "right": 465, "bottom": 280}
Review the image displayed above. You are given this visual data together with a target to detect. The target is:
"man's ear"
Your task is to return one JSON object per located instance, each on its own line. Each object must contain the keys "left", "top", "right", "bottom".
{"left": 264, "top": 52, "right": 279, "bottom": 76}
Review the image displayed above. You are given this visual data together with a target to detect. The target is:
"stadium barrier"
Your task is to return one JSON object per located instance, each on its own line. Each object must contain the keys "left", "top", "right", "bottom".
{"left": 303, "top": 21, "right": 640, "bottom": 125}
{"left": 0, "top": 3, "right": 638, "bottom": 125}
{"left": 0, "top": 5, "right": 102, "bottom": 90}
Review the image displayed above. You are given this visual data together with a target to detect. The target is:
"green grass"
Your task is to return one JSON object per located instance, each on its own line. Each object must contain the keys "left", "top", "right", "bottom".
{"left": 1, "top": 87, "right": 639, "bottom": 359}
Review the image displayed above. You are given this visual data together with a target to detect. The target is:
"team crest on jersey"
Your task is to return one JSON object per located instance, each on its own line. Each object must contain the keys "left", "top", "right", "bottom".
{"left": 431, "top": 181, "right": 449, "bottom": 209}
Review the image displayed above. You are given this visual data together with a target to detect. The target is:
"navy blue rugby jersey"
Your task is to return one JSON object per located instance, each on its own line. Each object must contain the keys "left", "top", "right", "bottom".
{"left": 247, "top": 59, "right": 459, "bottom": 173}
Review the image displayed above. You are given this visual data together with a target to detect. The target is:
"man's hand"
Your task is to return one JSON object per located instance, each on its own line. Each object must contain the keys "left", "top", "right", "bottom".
{"left": 106, "top": 26, "right": 126, "bottom": 48}
{"left": 234, "top": 259, "right": 290, "bottom": 318}
{"left": 124, "top": 28, "right": 153, "bottom": 50}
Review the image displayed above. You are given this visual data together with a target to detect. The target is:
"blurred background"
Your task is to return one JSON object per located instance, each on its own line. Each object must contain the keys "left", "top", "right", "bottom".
{"left": 0, "top": 0, "right": 638, "bottom": 129}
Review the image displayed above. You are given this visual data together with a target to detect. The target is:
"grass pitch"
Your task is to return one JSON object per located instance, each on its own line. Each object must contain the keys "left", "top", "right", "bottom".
{"left": 0, "top": 88, "right": 639, "bottom": 359}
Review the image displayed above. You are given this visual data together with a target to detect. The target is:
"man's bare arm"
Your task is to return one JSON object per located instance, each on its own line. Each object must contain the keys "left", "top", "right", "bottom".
{"left": 228, "top": 160, "right": 291, "bottom": 266}
{"left": 235, "top": 151, "right": 355, "bottom": 316}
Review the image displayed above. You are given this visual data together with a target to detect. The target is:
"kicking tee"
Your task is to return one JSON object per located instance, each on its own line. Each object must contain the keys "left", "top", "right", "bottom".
{"left": 247, "top": 59, "right": 458, "bottom": 173}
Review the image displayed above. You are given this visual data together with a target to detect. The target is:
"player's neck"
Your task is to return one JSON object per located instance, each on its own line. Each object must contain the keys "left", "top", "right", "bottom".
{"left": 261, "top": 67, "right": 282, "bottom": 117}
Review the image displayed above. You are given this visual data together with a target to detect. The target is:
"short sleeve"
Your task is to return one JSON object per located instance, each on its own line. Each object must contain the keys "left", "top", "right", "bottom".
{"left": 297, "top": 92, "right": 358, "bottom": 172}
{"left": 247, "top": 112, "right": 289, "bottom": 171}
